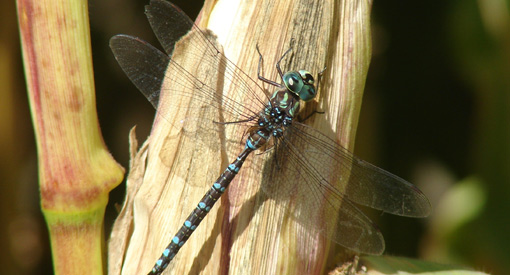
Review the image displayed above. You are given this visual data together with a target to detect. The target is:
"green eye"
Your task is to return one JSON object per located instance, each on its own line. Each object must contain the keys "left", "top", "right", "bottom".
{"left": 299, "top": 85, "right": 316, "bottom": 101}
{"left": 299, "top": 70, "right": 314, "bottom": 85}
{"left": 283, "top": 71, "right": 304, "bottom": 93}
{"left": 283, "top": 71, "right": 317, "bottom": 101}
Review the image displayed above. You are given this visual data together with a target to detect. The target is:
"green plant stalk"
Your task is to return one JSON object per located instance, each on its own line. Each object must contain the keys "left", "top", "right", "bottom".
{"left": 17, "top": 0, "right": 124, "bottom": 274}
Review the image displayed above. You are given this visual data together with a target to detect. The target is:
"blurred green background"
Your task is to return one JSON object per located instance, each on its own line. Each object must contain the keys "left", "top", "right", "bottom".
{"left": 1, "top": 0, "right": 508, "bottom": 274}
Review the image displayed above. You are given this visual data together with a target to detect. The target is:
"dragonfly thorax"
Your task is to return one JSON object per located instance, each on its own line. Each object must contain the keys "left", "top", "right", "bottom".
{"left": 246, "top": 89, "right": 299, "bottom": 151}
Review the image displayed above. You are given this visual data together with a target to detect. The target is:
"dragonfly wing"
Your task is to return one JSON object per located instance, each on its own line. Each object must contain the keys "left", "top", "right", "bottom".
{"left": 145, "top": 0, "right": 194, "bottom": 56}
{"left": 145, "top": 0, "right": 271, "bottom": 113}
{"left": 110, "top": 34, "right": 169, "bottom": 109}
{"left": 261, "top": 133, "right": 385, "bottom": 254}
{"left": 260, "top": 122, "right": 431, "bottom": 253}
{"left": 281, "top": 122, "right": 431, "bottom": 217}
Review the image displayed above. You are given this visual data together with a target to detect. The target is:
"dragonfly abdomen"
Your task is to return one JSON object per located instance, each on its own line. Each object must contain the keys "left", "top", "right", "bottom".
{"left": 149, "top": 146, "right": 254, "bottom": 275}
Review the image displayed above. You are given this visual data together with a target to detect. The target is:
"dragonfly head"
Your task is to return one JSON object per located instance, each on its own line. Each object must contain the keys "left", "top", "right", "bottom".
{"left": 282, "top": 70, "right": 317, "bottom": 102}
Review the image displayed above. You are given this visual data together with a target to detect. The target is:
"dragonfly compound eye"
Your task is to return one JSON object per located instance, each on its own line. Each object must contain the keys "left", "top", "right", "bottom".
{"left": 299, "top": 85, "right": 316, "bottom": 102}
{"left": 283, "top": 70, "right": 317, "bottom": 101}
{"left": 283, "top": 71, "right": 304, "bottom": 96}
{"left": 298, "top": 70, "right": 314, "bottom": 85}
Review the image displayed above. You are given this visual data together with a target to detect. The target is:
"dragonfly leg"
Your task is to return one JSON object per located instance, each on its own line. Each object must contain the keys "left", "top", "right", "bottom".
{"left": 213, "top": 114, "right": 257, "bottom": 125}
{"left": 275, "top": 39, "right": 295, "bottom": 78}
{"left": 316, "top": 66, "right": 327, "bottom": 94}
{"left": 298, "top": 109, "right": 325, "bottom": 123}
{"left": 256, "top": 44, "right": 281, "bottom": 87}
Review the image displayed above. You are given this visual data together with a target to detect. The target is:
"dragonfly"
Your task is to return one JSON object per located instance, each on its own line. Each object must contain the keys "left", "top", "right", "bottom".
{"left": 110, "top": 0, "right": 431, "bottom": 274}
